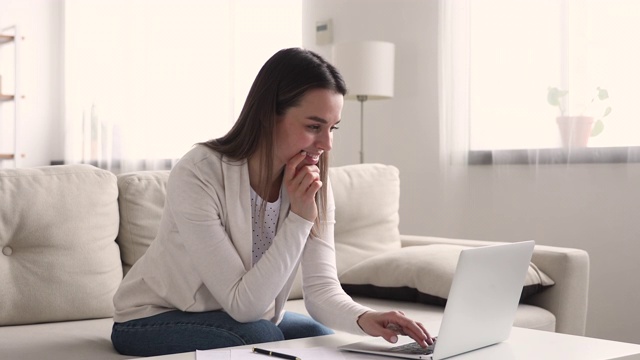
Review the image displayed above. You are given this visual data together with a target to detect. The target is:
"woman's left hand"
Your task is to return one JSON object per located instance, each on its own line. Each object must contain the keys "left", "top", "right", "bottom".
{"left": 357, "top": 311, "right": 434, "bottom": 348}
{"left": 284, "top": 151, "right": 322, "bottom": 222}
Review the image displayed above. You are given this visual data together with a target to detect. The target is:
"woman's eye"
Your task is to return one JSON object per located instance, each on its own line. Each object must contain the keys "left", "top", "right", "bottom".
{"left": 307, "top": 124, "right": 339, "bottom": 132}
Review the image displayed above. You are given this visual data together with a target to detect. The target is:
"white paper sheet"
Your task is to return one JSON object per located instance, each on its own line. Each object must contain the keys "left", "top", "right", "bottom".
{"left": 196, "top": 347, "right": 348, "bottom": 360}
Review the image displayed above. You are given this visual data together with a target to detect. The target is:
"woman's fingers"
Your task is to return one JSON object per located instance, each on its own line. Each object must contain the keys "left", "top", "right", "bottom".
{"left": 293, "top": 167, "right": 321, "bottom": 194}
{"left": 383, "top": 312, "right": 434, "bottom": 347}
{"left": 285, "top": 151, "right": 307, "bottom": 182}
{"left": 358, "top": 311, "right": 434, "bottom": 348}
{"left": 285, "top": 152, "right": 322, "bottom": 221}
{"left": 386, "top": 319, "right": 432, "bottom": 347}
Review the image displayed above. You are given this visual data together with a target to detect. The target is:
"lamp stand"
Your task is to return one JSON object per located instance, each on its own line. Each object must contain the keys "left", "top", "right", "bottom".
{"left": 357, "top": 94, "right": 368, "bottom": 163}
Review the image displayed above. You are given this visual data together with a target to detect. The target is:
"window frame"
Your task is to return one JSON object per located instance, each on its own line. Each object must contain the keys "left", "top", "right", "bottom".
{"left": 469, "top": 146, "right": 640, "bottom": 165}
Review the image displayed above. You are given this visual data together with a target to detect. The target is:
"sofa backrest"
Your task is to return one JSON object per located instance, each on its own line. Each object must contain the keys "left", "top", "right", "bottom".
{"left": 116, "top": 163, "right": 402, "bottom": 299}
{"left": 0, "top": 163, "right": 402, "bottom": 326}
{"left": 0, "top": 165, "right": 122, "bottom": 326}
{"left": 329, "top": 163, "right": 401, "bottom": 276}
{"left": 116, "top": 171, "right": 170, "bottom": 275}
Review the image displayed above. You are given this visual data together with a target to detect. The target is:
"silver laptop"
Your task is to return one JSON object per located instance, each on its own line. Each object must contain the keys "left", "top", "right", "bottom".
{"left": 339, "top": 240, "right": 535, "bottom": 360}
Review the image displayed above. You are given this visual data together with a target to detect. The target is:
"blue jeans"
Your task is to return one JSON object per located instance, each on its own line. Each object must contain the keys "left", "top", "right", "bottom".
{"left": 111, "top": 310, "right": 334, "bottom": 357}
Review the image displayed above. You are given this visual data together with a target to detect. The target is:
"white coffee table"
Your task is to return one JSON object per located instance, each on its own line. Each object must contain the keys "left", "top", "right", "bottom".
{"left": 142, "top": 325, "right": 640, "bottom": 360}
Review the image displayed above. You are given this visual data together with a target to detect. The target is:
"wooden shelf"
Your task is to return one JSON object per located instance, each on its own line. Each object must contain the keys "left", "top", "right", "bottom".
{"left": 0, "top": 34, "right": 14, "bottom": 102}
{"left": 0, "top": 35, "right": 14, "bottom": 45}
{"left": 0, "top": 36, "right": 15, "bottom": 102}
{"left": 0, "top": 29, "right": 18, "bottom": 166}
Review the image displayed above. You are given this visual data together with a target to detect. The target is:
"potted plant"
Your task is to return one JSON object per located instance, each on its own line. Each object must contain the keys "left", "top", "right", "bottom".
{"left": 547, "top": 86, "right": 612, "bottom": 148}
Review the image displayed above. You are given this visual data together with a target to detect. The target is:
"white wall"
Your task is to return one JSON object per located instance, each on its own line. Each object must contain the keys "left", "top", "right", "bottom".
{"left": 303, "top": 0, "right": 640, "bottom": 344}
{"left": 2, "top": 0, "right": 639, "bottom": 344}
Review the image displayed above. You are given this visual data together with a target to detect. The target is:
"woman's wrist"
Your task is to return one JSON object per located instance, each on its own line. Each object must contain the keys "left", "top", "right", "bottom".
{"left": 356, "top": 311, "right": 370, "bottom": 332}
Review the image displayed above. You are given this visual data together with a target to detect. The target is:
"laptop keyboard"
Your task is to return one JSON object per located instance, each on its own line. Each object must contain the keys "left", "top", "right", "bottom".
{"left": 389, "top": 337, "right": 437, "bottom": 355}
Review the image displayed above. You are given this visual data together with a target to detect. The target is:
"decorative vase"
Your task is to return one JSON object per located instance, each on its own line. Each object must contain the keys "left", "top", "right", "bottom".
{"left": 556, "top": 116, "right": 594, "bottom": 148}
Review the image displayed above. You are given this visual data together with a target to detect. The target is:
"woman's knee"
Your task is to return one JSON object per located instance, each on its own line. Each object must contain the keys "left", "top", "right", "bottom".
{"left": 111, "top": 313, "right": 285, "bottom": 356}
{"left": 111, "top": 321, "right": 247, "bottom": 356}
{"left": 278, "top": 312, "right": 334, "bottom": 340}
{"left": 240, "top": 319, "right": 285, "bottom": 344}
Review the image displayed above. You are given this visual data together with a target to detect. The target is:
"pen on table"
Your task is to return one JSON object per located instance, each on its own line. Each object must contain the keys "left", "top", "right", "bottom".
{"left": 252, "top": 347, "right": 302, "bottom": 360}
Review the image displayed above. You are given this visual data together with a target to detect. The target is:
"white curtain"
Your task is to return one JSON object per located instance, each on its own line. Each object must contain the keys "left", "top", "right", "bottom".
{"left": 438, "top": 0, "right": 470, "bottom": 169}
{"left": 63, "top": 0, "right": 301, "bottom": 173}
{"left": 439, "top": 0, "right": 640, "bottom": 166}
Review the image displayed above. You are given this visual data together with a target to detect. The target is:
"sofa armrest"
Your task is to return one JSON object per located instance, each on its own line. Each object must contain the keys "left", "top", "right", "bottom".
{"left": 400, "top": 235, "right": 590, "bottom": 336}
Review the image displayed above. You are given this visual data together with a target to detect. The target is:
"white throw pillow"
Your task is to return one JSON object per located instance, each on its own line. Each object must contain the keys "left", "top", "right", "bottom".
{"left": 116, "top": 171, "right": 170, "bottom": 275}
{"left": 339, "top": 244, "right": 555, "bottom": 305}
{"left": 0, "top": 165, "right": 121, "bottom": 325}
{"left": 330, "top": 163, "right": 402, "bottom": 275}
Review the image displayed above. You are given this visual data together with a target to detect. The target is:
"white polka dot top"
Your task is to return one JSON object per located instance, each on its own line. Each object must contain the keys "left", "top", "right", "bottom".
{"left": 250, "top": 187, "right": 281, "bottom": 266}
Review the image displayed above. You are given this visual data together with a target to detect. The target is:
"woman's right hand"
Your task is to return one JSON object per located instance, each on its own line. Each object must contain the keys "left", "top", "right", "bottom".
{"left": 357, "top": 311, "right": 434, "bottom": 348}
{"left": 284, "top": 151, "right": 322, "bottom": 222}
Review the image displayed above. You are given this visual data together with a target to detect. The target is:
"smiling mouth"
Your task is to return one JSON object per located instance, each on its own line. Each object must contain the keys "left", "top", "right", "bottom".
{"left": 303, "top": 151, "right": 321, "bottom": 161}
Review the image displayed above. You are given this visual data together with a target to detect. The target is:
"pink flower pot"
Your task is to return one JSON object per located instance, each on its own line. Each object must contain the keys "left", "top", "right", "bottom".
{"left": 556, "top": 116, "right": 594, "bottom": 148}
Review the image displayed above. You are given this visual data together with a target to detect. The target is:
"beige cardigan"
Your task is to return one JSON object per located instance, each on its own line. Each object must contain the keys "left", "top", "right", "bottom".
{"left": 113, "top": 145, "right": 371, "bottom": 335}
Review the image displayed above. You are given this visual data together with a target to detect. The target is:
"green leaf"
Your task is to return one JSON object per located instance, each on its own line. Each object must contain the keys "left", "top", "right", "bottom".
{"left": 603, "top": 106, "right": 612, "bottom": 117}
{"left": 547, "top": 87, "right": 568, "bottom": 106}
{"left": 591, "top": 119, "right": 604, "bottom": 137}
{"left": 597, "top": 87, "right": 609, "bottom": 100}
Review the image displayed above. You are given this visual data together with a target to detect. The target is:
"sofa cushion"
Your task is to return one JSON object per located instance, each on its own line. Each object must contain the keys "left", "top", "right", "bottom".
{"left": 339, "top": 244, "right": 555, "bottom": 306}
{"left": 0, "top": 318, "right": 129, "bottom": 360}
{"left": 116, "top": 171, "right": 170, "bottom": 275}
{"left": 330, "top": 163, "right": 402, "bottom": 275}
{"left": 0, "top": 165, "right": 121, "bottom": 326}
{"left": 287, "top": 164, "right": 402, "bottom": 299}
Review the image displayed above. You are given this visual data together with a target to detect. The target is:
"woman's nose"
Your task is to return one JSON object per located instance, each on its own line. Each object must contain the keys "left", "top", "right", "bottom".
{"left": 317, "top": 130, "right": 333, "bottom": 151}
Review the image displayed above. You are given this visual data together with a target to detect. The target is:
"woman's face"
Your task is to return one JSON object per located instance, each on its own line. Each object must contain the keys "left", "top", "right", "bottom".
{"left": 274, "top": 88, "right": 343, "bottom": 170}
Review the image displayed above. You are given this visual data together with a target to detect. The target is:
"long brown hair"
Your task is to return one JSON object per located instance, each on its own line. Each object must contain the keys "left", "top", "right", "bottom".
{"left": 201, "top": 48, "right": 347, "bottom": 235}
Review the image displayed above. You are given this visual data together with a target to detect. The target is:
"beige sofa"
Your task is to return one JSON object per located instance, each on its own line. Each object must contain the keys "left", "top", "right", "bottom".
{"left": 0, "top": 163, "right": 590, "bottom": 360}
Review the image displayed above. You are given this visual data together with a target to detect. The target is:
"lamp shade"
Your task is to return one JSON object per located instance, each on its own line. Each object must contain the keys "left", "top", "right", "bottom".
{"left": 332, "top": 41, "right": 395, "bottom": 100}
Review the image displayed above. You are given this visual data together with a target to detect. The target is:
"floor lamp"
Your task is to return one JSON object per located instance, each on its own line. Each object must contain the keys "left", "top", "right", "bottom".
{"left": 333, "top": 41, "right": 395, "bottom": 163}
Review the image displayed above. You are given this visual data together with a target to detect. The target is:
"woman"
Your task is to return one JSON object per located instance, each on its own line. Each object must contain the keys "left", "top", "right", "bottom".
{"left": 111, "top": 48, "right": 433, "bottom": 356}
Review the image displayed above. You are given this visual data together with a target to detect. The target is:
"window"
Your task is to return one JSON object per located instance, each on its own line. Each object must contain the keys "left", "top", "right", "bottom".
{"left": 457, "top": 0, "right": 640, "bottom": 152}
{"left": 64, "top": 0, "right": 302, "bottom": 171}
